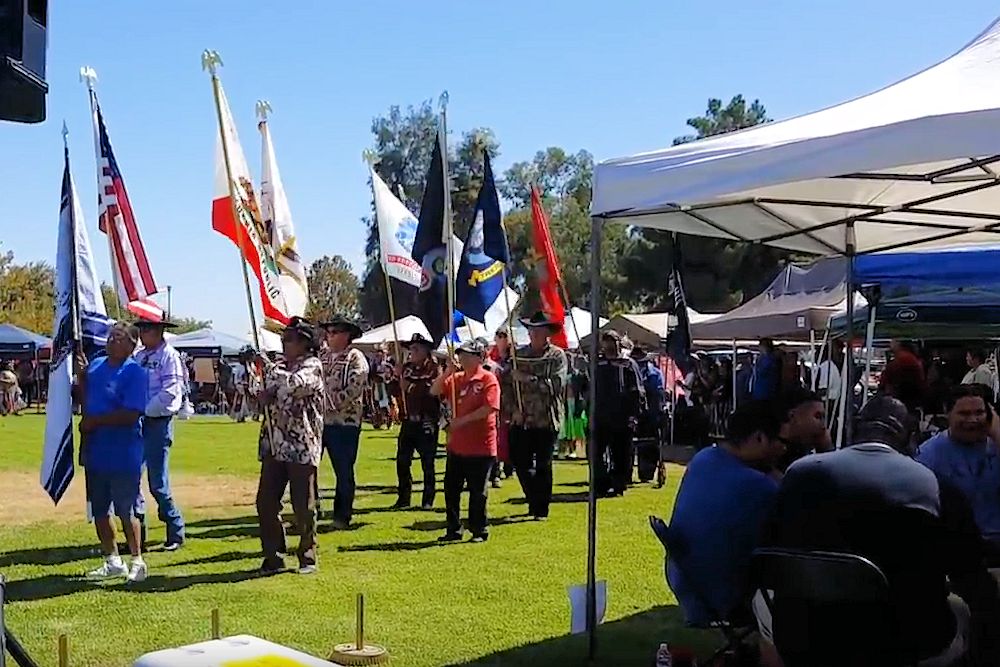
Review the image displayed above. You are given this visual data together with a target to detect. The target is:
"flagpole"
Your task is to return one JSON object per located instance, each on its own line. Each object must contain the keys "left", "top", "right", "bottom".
{"left": 80, "top": 67, "right": 124, "bottom": 322}
{"left": 439, "top": 92, "right": 458, "bottom": 409}
{"left": 387, "top": 178, "right": 407, "bottom": 417}
{"left": 63, "top": 122, "right": 82, "bottom": 347}
{"left": 202, "top": 51, "right": 262, "bottom": 351}
{"left": 501, "top": 265, "right": 524, "bottom": 413}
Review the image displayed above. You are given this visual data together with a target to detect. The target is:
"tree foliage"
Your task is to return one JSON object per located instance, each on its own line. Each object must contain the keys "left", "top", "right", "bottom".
{"left": 0, "top": 249, "right": 55, "bottom": 334}
{"left": 306, "top": 255, "right": 360, "bottom": 324}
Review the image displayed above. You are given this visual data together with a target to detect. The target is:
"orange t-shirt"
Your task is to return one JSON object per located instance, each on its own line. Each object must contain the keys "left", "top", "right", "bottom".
{"left": 442, "top": 367, "right": 500, "bottom": 457}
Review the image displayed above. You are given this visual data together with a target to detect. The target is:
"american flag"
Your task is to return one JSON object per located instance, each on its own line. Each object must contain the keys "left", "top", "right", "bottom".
{"left": 89, "top": 93, "right": 161, "bottom": 319}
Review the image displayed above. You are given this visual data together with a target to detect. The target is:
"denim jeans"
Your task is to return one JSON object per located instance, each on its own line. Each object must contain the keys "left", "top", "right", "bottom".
{"left": 323, "top": 424, "right": 361, "bottom": 524}
{"left": 143, "top": 416, "right": 185, "bottom": 543}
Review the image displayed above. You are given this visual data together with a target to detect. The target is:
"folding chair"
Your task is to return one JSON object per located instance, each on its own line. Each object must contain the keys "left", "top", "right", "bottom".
{"left": 649, "top": 516, "right": 755, "bottom": 665}
{"left": 751, "top": 548, "right": 913, "bottom": 667}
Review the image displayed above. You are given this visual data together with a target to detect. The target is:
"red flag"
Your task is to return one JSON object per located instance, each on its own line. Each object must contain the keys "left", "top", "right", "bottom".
{"left": 529, "top": 186, "right": 569, "bottom": 348}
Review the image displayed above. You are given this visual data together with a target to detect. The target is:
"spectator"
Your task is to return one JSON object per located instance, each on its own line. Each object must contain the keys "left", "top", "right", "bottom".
{"left": 814, "top": 342, "right": 843, "bottom": 402}
{"left": 774, "top": 388, "right": 832, "bottom": 473}
{"left": 593, "top": 331, "right": 646, "bottom": 497}
{"left": 962, "top": 348, "right": 995, "bottom": 399}
{"left": 734, "top": 353, "right": 753, "bottom": 406}
{"left": 880, "top": 339, "right": 926, "bottom": 411}
{"left": 751, "top": 338, "right": 781, "bottom": 401}
{"left": 916, "top": 384, "right": 1000, "bottom": 551}
{"left": 758, "top": 396, "right": 1000, "bottom": 665}
{"left": 666, "top": 400, "right": 784, "bottom": 625}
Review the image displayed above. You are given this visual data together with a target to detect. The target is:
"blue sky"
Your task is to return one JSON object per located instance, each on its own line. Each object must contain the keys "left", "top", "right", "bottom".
{"left": 1, "top": 1, "right": 997, "bottom": 334}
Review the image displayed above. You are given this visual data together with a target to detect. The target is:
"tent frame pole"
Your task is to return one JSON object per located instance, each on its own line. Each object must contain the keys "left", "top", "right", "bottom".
{"left": 586, "top": 216, "right": 602, "bottom": 661}
{"left": 843, "top": 222, "right": 857, "bottom": 444}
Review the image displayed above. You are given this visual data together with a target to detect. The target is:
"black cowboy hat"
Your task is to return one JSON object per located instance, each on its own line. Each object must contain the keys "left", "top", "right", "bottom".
{"left": 134, "top": 318, "right": 179, "bottom": 330}
{"left": 283, "top": 316, "right": 320, "bottom": 349}
{"left": 320, "top": 315, "right": 363, "bottom": 340}
{"left": 630, "top": 344, "right": 650, "bottom": 361}
{"left": 400, "top": 333, "right": 434, "bottom": 350}
{"left": 518, "top": 310, "right": 562, "bottom": 332}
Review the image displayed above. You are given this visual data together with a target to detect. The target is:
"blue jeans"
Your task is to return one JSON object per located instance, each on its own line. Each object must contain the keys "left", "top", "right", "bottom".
{"left": 143, "top": 416, "right": 185, "bottom": 543}
{"left": 323, "top": 424, "right": 361, "bottom": 524}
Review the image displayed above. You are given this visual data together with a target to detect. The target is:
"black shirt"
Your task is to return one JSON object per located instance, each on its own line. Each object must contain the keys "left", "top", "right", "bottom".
{"left": 592, "top": 355, "right": 645, "bottom": 428}
{"left": 764, "top": 443, "right": 1000, "bottom": 663}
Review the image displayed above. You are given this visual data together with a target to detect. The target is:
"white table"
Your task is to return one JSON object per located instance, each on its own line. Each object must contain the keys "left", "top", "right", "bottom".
{"left": 133, "top": 635, "right": 343, "bottom": 666}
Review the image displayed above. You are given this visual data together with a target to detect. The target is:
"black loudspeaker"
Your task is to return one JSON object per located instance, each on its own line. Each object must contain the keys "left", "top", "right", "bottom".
{"left": 0, "top": 0, "right": 47, "bottom": 124}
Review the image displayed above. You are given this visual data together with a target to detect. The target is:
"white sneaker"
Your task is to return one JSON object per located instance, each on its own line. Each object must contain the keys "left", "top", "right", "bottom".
{"left": 88, "top": 557, "right": 127, "bottom": 579}
{"left": 127, "top": 559, "right": 148, "bottom": 583}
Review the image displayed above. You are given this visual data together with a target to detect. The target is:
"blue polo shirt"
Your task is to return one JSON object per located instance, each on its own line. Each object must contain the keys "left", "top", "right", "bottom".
{"left": 83, "top": 356, "right": 147, "bottom": 474}
{"left": 917, "top": 431, "right": 1000, "bottom": 543}
{"left": 667, "top": 445, "right": 778, "bottom": 625}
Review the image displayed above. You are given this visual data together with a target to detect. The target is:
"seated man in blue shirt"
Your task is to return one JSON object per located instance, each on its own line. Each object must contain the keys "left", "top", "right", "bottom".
{"left": 667, "top": 400, "right": 784, "bottom": 625}
{"left": 75, "top": 323, "right": 149, "bottom": 583}
{"left": 917, "top": 383, "right": 1000, "bottom": 555}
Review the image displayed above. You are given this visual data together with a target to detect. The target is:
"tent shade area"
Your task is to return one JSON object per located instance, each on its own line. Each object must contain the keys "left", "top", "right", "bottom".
{"left": 580, "top": 309, "right": 710, "bottom": 351}
{"left": 592, "top": 18, "right": 1000, "bottom": 257}
{"left": 0, "top": 323, "right": 51, "bottom": 358}
{"left": 170, "top": 328, "right": 251, "bottom": 358}
{"left": 689, "top": 259, "right": 848, "bottom": 341}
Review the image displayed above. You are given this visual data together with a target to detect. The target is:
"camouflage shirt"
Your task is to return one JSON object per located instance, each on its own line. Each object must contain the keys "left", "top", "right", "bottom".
{"left": 321, "top": 347, "right": 370, "bottom": 426}
{"left": 257, "top": 355, "right": 325, "bottom": 466}
{"left": 500, "top": 343, "right": 568, "bottom": 432}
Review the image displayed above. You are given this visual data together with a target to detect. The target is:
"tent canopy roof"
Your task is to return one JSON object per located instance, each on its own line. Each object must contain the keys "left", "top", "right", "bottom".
{"left": 170, "top": 328, "right": 251, "bottom": 357}
{"left": 0, "top": 323, "right": 51, "bottom": 354}
{"left": 593, "top": 17, "right": 1000, "bottom": 256}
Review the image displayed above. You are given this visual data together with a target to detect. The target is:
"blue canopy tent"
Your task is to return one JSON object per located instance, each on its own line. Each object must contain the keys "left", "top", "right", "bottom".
{"left": 829, "top": 246, "right": 1000, "bottom": 339}
{"left": 168, "top": 328, "right": 251, "bottom": 358}
{"left": 0, "top": 323, "right": 52, "bottom": 359}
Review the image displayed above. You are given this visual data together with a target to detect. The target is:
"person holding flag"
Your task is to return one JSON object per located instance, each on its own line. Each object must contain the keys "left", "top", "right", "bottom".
{"left": 392, "top": 333, "right": 441, "bottom": 510}
{"left": 501, "top": 312, "right": 568, "bottom": 521}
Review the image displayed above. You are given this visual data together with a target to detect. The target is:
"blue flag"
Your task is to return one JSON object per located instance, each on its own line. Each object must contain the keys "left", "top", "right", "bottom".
{"left": 41, "top": 142, "right": 112, "bottom": 504}
{"left": 411, "top": 132, "right": 451, "bottom": 345}
{"left": 456, "top": 153, "right": 509, "bottom": 324}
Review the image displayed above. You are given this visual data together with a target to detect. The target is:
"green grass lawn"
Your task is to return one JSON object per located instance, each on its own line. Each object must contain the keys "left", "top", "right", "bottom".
{"left": 0, "top": 414, "right": 714, "bottom": 666}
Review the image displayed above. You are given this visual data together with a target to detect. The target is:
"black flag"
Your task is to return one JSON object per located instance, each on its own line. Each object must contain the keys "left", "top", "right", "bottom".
{"left": 665, "top": 234, "right": 693, "bottom": 375}
{"left": 411, "top": 132, "right": 450, "bottom": 346}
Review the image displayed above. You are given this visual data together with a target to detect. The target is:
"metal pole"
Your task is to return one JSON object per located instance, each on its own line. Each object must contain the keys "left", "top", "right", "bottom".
{"left": 502, "top": 266, "right": 524, "bottom": 413}
{"left": 439, "top": 94, "right": 458, "bottom": 410}
{"left": 166, "top": 285, "right": 172, "bottom": 321}
{"left": 843, "top": 222, "right": 857, "bottom": 443}
{"left": 861, "top": 305, "right": 877, "bottom": 407}
{"left": 731, "top": 338, "right": 738, "bottom": 408}
{"left": 586, "top": 216, "right": 602, "bottom": 661}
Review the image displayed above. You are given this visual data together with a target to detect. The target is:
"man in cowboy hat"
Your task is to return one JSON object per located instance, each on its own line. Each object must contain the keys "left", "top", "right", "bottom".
{"left": 134, "top": 318, "right": 186, "bottom": 550}
{"left": 500, "top": 311, "right": 568, "bottom": 520}
{"left": 593, "top": 330, "right": 646, "bottom": 496}
{"left": 432, "top": 337, "right": 500, "bottom": 542}
{"left": 319, "top": 315, "right": 369, "bottom": 529}
{"left": 392, "top": 333, "right": 441, "bottom": 510}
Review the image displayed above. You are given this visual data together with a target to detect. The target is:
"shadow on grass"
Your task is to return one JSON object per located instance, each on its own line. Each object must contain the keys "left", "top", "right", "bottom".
{"left": 453, "top": 605, "right": 721, "bottom": 667}
{"left": 405, "top": 516, "right": 532, "bottom": 533}
{"left": 0, "top": 544, "right": 98, "bottom": 568}
{"left": 185, "top": 516, "right": 258, "bottom": 530}
{"left": 337, "top": 538, "right": 451, "bottom": 553}
{"left": 504, "top": 492, "right": 590, "bottom": 506}
{"left": 317, "top": 521, "right": 372, "bottom": 534}
{"left": 171, "top": 551, "right": 258, "bottom": 567}
{"left": 5, "top": 567, "right": 264, "bottom": 602}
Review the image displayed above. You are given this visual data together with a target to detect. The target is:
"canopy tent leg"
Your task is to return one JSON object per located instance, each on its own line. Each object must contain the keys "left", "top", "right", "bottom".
{"left": 861, "top": 305, "right": 878, "bottom": 407}
{"left": 586, "top": 216, "right": 602, "bottom": 661}
{"left": 731, "top": 338, "right": 738, "bottom": 407}
{"left": 843, "top": 221, "right": 857, "bottom": 445}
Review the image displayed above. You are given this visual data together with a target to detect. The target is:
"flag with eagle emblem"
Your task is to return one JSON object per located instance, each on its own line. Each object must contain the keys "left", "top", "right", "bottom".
{"left": 210, "top": 81, "right": 289, "bottom": 326}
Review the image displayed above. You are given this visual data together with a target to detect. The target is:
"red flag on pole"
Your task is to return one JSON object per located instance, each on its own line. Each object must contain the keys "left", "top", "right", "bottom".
{"left": 529, "top": 185, "right": 569, "bottom": 348}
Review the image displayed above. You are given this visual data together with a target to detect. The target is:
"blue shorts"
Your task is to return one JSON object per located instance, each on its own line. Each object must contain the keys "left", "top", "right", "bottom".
{"left": 86, "top": 470, "right": 142, "bottom": 520}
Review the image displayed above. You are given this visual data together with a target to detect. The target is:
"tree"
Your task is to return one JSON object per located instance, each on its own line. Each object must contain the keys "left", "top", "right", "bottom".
{"left": 501, "top": 148, "right": 632, "bottom": 315}
{"left": 621, "top": 96, "right": 798, "bottom": 313}
{"left": 359, "top": 102, "right": 500, "bottom": 325}
{"left": 0, "top": 252, "right": 55, "bottom": 334}
{"left": 306, "top": 255, "right": 360, "bottom": 324}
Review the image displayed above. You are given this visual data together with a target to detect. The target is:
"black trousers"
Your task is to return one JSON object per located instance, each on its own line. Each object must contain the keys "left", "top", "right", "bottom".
{"left": 396, "top": 420, "right": 439, "bottom": 506}
{"left": 443, "top": 453, "right": 492, "bottom": 536}
{"left": 595, "top": 424, "right": 634, "bottom": 494}
{"left": 509, "top": 426, "right": 556, "bottom": 518}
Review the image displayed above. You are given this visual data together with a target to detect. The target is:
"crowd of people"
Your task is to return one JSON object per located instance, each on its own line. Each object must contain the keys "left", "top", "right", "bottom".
{"left": 665, "top": 377, "right": 1000, "bottom": 665}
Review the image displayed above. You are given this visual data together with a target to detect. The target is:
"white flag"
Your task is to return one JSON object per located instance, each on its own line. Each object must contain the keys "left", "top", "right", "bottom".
{"left": 42, "top": 145, "right": 112, "bottom": 504}
{"left": 370, "top": 167, "right": 421, "bottom": 287}
{"left": 259, "top": 117, "right": 308, "bottom": 318}
{"left": 211, "top": 82, "right": 289, "bottom": 326}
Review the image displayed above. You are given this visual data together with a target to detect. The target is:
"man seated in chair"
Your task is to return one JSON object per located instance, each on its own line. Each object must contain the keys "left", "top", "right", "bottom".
{"left": 757, "top": 396, "right": 1000, "bottom": 666}
{"left": 666, "top": 400, "right": 785, "bottom": 626}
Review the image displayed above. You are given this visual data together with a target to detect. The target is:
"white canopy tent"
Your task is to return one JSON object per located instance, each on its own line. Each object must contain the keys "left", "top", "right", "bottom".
{"left": 579, "top": 16, "right": 1000, "bottom": 654}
